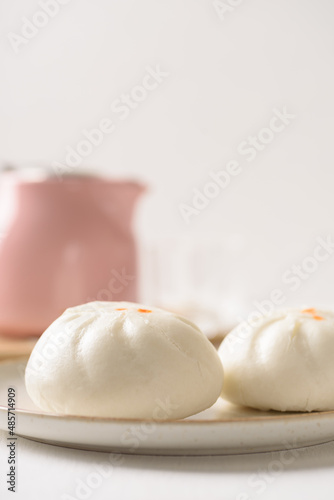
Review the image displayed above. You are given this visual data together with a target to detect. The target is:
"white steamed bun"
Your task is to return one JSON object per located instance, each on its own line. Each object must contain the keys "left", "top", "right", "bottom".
{"left": 25, "top": 301, "right": 223, "bottom": 419}
{"left": 218, "top": 307, "right": 334, "bottom": 412}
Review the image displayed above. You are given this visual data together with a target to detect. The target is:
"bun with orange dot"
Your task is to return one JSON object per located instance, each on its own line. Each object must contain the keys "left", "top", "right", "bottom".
{"left": 25, "top": 301, "right": 223, "bottom": 419}
{"left": 218, "top": 307, "right": 334, "bottom": 412}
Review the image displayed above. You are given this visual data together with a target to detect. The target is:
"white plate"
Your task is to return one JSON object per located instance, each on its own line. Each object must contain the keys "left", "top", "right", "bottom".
{"left": 1, "top": 359, "right": 334, "bottom": 455}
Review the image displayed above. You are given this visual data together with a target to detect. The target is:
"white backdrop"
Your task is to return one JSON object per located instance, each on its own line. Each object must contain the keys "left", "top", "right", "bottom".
{"left": 1, "top": 0, "right": 334, "bottom": 322}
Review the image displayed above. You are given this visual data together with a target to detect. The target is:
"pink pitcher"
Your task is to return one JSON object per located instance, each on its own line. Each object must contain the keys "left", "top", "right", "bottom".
{"left": 0, "top": 169, "right": 145, "bottom": 337}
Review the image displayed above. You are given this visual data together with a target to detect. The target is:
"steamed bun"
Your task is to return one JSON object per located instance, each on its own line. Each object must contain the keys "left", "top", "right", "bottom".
{"left": 25, "top": 301, "right": 223, "bottom": 419}
{"left": 218, "top": 307, "right": 334, "bottom": 412}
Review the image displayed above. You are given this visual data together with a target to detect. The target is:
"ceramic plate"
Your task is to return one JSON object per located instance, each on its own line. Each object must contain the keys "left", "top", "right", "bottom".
{"left": 1, "top": 358, "right": 334, "bottom": 455}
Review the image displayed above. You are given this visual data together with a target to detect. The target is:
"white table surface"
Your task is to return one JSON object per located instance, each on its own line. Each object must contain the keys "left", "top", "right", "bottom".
{"left": 1, "top": 430, "right": 334, "bottom": 500}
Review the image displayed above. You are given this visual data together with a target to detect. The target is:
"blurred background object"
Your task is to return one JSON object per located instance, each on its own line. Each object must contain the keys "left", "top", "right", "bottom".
{"left": 0, "top": 336, "right": 37, "bottom": 361}
{"left": 1, "top": 0, "right": 334, "bottom": 350}
{"left": 140, "top": 234, "right": 246, "bottom": 339}
{"left": 0, "top": 165, "right": 144, "bottom": 337}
